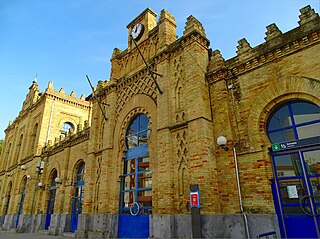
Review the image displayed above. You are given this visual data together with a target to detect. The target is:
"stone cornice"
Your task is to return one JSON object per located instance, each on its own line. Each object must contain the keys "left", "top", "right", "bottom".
{"left": 45, "top": 90, "right": 91, "bottom": 110}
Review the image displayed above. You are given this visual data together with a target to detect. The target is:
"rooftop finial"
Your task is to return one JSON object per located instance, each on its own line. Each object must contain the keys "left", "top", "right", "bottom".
{"left": 34, "top": 73, "right": 38, "bottom": 83}
{"left": 298, "top": 5, "right": 319, "bottom": 25}
{"left": 47, "top": 81, "right": 54, "bottom": 90}
{"left": 183, "top": 15, "right": 206, "bottom": 37}
{"left": 236, "top": 38, "right": 251, "bottom": 55}
{"left": 265, "top": 23, "right": 282, "bottom": 41}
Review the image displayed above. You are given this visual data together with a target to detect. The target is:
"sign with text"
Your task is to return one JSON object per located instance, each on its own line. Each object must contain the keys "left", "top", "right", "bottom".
{"left": 271, "top": 136, "right": 320, "bottom": 152}
{"left": 272, "top": 141, "right": 298, "bottom": 151}
{"left": 190, "top": 191, "right": 200, "bottom": 208}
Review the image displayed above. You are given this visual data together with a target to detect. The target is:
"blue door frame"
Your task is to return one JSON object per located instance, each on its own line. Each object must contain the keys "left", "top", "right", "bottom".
{"left": 271, "top": 147, "right": 320, "bottom": 238}
{"left": 16, "top": 179, "right": 27, "bottom": 227}
{"left": 71, "top": 163, "right": 85, "bottom": 234}
{"left": 45, "top": 188, "right": 56, "bottom": 230}
{"left": 118, "top": 144, "right": 151, "bottom": 238}
{"left": 71, "top": 182, "right": 84, "bottom": 232}
{"left": 16, "top": 191, "right": 25, "bottom": 227}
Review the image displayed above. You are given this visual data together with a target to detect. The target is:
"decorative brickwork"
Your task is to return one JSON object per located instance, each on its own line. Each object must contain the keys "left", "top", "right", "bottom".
{"left": 0, "top": 5, "right": 319, "bottom": 238}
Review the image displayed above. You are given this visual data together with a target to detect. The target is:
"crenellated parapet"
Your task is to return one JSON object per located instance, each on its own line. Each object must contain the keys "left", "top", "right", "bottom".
{"left": 44, "top": 81, "right": 90, "bottom": 110}
{"left": 6, "top": 81, "right": 90, "bottom": 133}
{"left": 207, "top": 5, "right": 320, "bottom": 83}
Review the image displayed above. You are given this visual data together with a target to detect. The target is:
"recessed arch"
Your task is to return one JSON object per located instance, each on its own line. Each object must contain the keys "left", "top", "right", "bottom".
{"left": 247, "top": 76, "right": 320, "bottom": 149}
{"left": 266, "top": 100, "right": 319, "bottom": 144}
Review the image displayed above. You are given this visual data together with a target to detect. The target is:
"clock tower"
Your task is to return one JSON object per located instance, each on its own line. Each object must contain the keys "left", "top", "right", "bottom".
{"left": 127, "top": 8, "right": 157, "bottom": 50}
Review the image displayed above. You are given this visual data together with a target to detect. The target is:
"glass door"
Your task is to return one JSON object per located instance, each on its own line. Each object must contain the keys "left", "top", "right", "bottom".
{"left": 272, "top": 148, "right": 320, "bottom": 238}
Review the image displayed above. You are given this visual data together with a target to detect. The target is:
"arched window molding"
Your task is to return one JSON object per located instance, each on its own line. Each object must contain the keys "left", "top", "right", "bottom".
{"left": 266, "top": 101, "right": 320, "bottom": 144}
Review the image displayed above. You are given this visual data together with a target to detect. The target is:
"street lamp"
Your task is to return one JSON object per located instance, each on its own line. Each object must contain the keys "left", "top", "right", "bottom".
{"left": 37, "top": 182, "right": 45, "bottom": 189}
{"left": 30, "top": 161, "right": 45, "bottom": 215}
{"left": 217, "top": 136, "right": 250, "bottom": 238}
{"left": 54, "top": 177, "right": 62, "bottom": 184}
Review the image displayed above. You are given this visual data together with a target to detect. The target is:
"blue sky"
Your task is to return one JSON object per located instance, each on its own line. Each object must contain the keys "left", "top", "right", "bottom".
{"left": 0, "top": 0, "right": 319, "bottom": 139}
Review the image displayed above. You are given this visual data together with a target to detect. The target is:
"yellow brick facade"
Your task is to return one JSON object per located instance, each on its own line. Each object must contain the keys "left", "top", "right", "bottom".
{"left": 0, "top": 6, "right": 319, "bottom": 238}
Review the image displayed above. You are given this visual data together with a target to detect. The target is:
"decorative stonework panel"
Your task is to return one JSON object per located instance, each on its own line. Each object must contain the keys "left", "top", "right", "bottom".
{"left": 94, "top": 156, "right": 102, "bottom": 213}
{"left": 174, "top": 128, "right": 190, "bottom": 213}
{"left": 116, "top": 76, "right": 157, "bottom": 119}
{"left": 173, "top": 56, "right": 187, "bottom": 125}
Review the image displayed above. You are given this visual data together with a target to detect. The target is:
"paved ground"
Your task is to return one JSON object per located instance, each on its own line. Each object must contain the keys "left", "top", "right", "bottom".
{"left": 0, "top": 230, "right": 66, "bottom": 239}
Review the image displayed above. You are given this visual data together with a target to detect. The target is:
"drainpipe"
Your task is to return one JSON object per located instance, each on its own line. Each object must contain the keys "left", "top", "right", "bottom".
{"left": 232, "top": 146, "right": 250, "bottom": 238}
{"left": 217, "top": 136, "right": 250, "bottom": 238}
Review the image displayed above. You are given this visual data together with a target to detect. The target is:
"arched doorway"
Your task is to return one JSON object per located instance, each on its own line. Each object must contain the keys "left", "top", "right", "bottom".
{"left": 2, "top": 182, "right": 12, "bottom": 225}
{"left": 268, "top": 101, "right": 320, "bottom": 238}
{"left": 118, "top": 113, "right": 152, "bottom": 238}
{"left": 16, "top": 177, "right": 27, "bottom": 227}
{"left": 71, "top": 162, "right": 85, "bottom": 233}
{"left": 45, "top": 170, "right": 57, "bottom": 230}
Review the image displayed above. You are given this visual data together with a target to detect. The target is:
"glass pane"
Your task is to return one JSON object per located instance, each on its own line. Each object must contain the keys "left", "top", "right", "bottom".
{"left": 310, "top": 178, "right": 320, "bottom": 196}
{"left": 274, "top": 154, "right": 302, "bottom": 177}
{"left": 138, "top": 114, "right": 149, "bottom": 132}
{"left": 76, "top": 198, "right": 82, "bottom": 214}
{"left": 127, "top": 134, "right": 138, "bottom": 149}
{"left": 62, "top": 122, "right": 74, "bottom": 135}
{"left": 127, "top": 117, "right": 139, "bottom": 135}
{"left": 138, "top": 157, "right": 149, "bottom": 171}
{"left": 304, "top": 150, "right": 320, "bottom": 176}
{"left": 268, "top": 105, "right": 291, "bottom": 130}
{"left": 279, "top": 179, "right": 306, "bottom": 204}
{"left": 125, "top": 159, "right": 136, "bottom": 174}
{"left": 283, "top": 205, "right": 305, "bottom": 214}
{"left": 49, "top": 190, "right": 56, "bottom": 201}
{"left": 269, "top": 129, "right": 295, "bottom": 144}
{"left": 75, "top": 186, "right": 83, "bottom": 199}
{"left": 122, "top": 192, "right": 135, "bottom": 208}
{"left": 297, "top": 123, "right": 320, "bottom": 140}
{"left": 138, "top": 190, "right": 152, "bottom": 207}
{"left": 124, "top": 175, "right": 136, "bottom": 190}
{"left": 138, "top": 130, "right": 149, "bottom": 145}
{"left": 138, "top": 172, "right": 152, "bottom": 189}
{"left": 51, "top": 171, "right": 57, "bottom": 187}
{"left": 291, "top": 102, "right": 320, "bottom": 124}
{"left": 22, "top": 179, "right": 27, "bottom": 191}
{"left": 126, "top": 114, "right": 149, "bottom": 148}
{"left": 77, "top": 164, "right": 85, "bottom": 182}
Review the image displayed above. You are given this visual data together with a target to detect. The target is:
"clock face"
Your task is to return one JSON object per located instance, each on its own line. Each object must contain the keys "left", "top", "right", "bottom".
{"left": 131, "top": 23, "right": 144, "bottom": 41}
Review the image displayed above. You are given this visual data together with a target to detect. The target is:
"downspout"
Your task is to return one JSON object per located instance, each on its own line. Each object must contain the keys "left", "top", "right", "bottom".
{"left": 233, "top": 146, "right": 250, "bottom": 238}
{"left": 46, "top": 99, "right": 55, "bottom": 144}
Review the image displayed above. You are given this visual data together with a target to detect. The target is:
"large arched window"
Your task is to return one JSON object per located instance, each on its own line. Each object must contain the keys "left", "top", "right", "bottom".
{"left": 30, "top": 123, "right": 38, "bottom": 155}
{"left": 267, "top": 101, "right": 320, "bottom": 144}
{"left": 120, "top": 114, "right": 151, "bottom": 214}
{"left": 61, "top": 122, "right": 74, "bottom": 136}
{"left": 15, "top": 134, "right": 23, "bottom": 164}
{"left": 2, "top": 143, "right": 11, "bottom": 170}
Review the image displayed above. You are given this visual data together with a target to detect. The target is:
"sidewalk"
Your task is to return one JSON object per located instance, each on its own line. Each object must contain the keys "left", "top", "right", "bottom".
{"left": 0, "top": 230, "right": 66, "bottom": 239}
